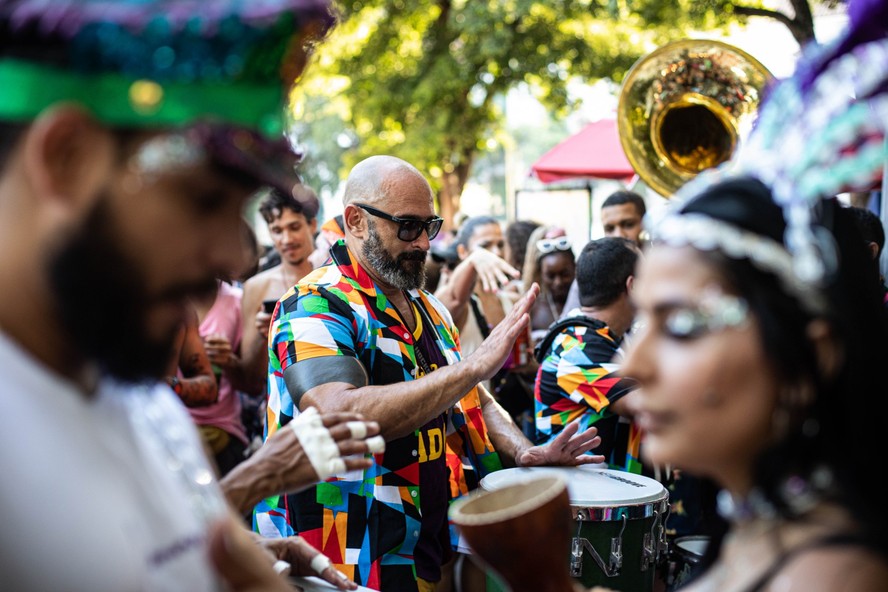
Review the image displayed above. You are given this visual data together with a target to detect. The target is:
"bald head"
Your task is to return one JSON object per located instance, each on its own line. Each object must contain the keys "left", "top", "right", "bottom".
{"left": 342, "top": 155, "right": 432, "bottom": 209}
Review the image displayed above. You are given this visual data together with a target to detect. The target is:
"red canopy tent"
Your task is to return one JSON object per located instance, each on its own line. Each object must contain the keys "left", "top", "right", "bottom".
{"left": 530, "top": 118, "right": 635, "bottom": 183}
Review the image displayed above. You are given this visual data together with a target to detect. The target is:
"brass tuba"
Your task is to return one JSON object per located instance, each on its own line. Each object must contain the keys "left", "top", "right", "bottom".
{"left": 617, "top": 39, "right": 773, "bottom": 198}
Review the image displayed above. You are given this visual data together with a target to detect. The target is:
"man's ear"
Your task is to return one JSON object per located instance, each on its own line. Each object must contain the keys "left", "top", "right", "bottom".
{"left": 21, "top": 104, "right": 115, "bottom": 210}
{"left": 625, "top": 274, "right": 635, "bottom": 294}
{"left": 342, "top": 203, "right": 366, "bottom": 239}
{"left": 807, "top": 318, "right": 844, "bottom": 382}
{"left": 456, "top": 242, "right": 469, "bottom": 261}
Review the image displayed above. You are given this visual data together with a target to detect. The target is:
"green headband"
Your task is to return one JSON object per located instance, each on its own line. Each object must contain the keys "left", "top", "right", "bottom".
{"left": 0, "top": 58, "right": 286, "bottom": 136}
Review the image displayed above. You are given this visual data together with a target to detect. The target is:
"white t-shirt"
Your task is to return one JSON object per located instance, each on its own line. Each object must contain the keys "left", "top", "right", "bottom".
{"left": 0, "top": 331, "right": 225, "bottom": 591}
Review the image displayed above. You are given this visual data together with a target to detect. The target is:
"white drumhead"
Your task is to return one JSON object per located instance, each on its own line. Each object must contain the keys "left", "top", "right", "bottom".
{"left": 480, "top": 467, "right": 666, "bottom": 506}
{"left": 676, "top": 536, "right": 709, "bottom": 557}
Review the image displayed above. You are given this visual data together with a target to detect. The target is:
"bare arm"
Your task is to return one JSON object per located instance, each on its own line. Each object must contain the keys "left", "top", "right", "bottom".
{"left": 170, "top": 307, "right": 218, "bottom": 407}
{"left": 434, "top": 248, "right": 519, "bottom": 331}
{"left": 238, "top": 274, "right": 273, "bottom": 398}
{"left": 298, "top": 285, "right": 539, "bottom": 440}
{"left": 220, "top": 412, "right": 380, "bottom": 515}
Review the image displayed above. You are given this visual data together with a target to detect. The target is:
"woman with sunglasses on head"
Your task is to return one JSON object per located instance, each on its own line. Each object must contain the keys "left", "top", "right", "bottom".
{"left": 522, "top": 227, "right": 577, "bottom": 347}
{"left": 616, "top": 3, "right": 888, "bottom": 584}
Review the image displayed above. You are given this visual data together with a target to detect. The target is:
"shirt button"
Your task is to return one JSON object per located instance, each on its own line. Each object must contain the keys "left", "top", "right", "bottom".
{"left": 411, "top": 450, "right": 418, "bottom": 457}
{"left": 411, "top": 491, "right": 417, "bottom": 498}
{"left": 404, "top": 332, "right": 410, "bottom": 340}
{"left": 413, "top": 530, "right": 419, "bottom": 538}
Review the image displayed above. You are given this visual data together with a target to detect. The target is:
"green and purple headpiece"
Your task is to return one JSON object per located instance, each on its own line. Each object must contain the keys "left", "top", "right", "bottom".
{"left": 0, "top": 0, "right": 335, "bottom": 215}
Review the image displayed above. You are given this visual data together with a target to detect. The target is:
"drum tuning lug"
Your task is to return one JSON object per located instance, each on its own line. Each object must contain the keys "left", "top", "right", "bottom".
{"left": 570, "top": 538, "right": 584, "bottom": 577}
{"left": 642, "top": 533, "right": 654, "bottom": 570}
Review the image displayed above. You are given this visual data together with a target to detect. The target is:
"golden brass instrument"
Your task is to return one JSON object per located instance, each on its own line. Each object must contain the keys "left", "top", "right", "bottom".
{"left": 617, "top": 39, "right": 773, "bottom": 198}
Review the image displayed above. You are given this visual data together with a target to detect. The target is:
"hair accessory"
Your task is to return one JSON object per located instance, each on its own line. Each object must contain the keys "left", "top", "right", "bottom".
{"left": 0, "top": 0, "right": 335, "bottom": 134}
{"left": 536, "top": 237, "right": 572, "bottom": 256}
{"left": 649, "top": 0, "right": 888, "bottom": 312}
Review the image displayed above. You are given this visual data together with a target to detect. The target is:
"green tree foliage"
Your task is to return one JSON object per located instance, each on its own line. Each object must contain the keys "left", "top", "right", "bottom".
{"left": 291, "top": 0, "right": 829, "bottom": 226}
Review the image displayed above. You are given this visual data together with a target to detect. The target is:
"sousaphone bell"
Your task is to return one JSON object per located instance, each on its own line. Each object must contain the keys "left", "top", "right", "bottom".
{"left": 617, "top": 39, "right": 774, "bottom": 198}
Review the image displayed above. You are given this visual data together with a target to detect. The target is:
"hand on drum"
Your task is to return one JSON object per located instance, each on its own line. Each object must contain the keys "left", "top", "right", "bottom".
{"left": 515, "top": 420, "right": 604, "bottom": 467}
{"left": 260, "top": 536, "right": 358, "bottom": 591}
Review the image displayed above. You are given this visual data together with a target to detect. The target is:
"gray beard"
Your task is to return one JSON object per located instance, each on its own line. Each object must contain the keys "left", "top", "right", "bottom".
{"left": 362, "top": 222, "right": 427, "bottom": 291}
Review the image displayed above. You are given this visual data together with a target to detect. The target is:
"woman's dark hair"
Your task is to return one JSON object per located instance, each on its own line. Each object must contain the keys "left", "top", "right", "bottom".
{"left": 680, "top": 177, "right": 888, "bottom": 571}
{"left": 505, "top": 219, "right": 541, "bottom": 270}
{"left": 454, "top": 215, "right": 499, "bottom": 250}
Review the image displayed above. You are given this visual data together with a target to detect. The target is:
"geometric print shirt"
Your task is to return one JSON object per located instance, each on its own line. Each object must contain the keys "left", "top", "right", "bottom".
{"left": 533, "top": 312, "right": 642, "bottom": 474}
{"left": 253, "top": 241, "right": 501, "bottom": 591}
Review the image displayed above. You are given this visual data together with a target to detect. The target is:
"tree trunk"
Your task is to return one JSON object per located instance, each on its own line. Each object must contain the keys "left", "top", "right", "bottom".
{"left": 437, "top": 152, "right": 474, "bottom": 231}
{"left": 732, "top": 0, "right": 817, "bottom": 46}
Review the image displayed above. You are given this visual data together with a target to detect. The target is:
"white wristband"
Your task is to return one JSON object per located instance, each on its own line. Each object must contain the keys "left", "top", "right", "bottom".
{"left": 290, "top": 407, "right": 343, "bottom": 480}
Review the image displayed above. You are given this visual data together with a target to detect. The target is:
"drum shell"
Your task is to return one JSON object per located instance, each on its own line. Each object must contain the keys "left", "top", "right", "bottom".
{"left": 669, "top": 535, "right": 710, "bottom": 589}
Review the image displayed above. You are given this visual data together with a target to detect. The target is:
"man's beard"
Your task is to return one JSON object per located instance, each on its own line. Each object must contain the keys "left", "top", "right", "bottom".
{"left": 362, "top": 221, "right": 426, "bottom": 291}
{"left": 47, "top": 198, "right": 213, "bottom": 382}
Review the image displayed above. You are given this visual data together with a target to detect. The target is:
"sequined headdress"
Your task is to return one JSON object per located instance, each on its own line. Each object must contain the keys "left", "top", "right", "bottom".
{"left": 0, "top": 0, "right": 334, "bottom": 213}
{"left": 647, "top": 0, "right": 888, "bottom": 313}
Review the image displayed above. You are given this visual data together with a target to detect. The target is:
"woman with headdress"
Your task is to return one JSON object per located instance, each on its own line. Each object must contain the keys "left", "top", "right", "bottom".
{"left": 619, "top": 1, "right": 888, "bottom": 588}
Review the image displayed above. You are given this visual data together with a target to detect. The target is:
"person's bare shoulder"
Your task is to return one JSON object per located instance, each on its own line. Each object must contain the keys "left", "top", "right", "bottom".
{"left": 243, "top": 265, "right": 284, "bottom": 301}
{"left": 780, "top": 546, "right": 888, "bottom": 591}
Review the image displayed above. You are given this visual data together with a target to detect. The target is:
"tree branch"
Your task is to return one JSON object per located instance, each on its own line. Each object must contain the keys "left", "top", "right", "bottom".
{"left": 732, "top": 3, "right": 815, "bottom": 46}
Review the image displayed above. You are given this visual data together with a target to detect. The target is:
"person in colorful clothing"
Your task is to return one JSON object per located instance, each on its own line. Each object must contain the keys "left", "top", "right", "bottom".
{"left": 534, "top": 237, "right": 642, "bottom": 473}
{"left": 256, "top": 154, "right": 606, "bottom": 591}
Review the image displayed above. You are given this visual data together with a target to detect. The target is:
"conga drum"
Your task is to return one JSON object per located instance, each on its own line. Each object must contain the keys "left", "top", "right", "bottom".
{"left": 449, "top": 474, "right": 575, "bottom": 592}
{"left": 478, "top": 467, "right": 669, "bottom": 592}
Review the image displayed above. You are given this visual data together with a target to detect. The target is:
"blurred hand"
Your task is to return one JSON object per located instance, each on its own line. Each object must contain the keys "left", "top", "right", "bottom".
{"left": 256, "top": 310, "right": 273, "bottom": 340}
{"left": 261, "top": 537, "right": 357, "bottom": 591}
{"left": 204, "top": 333, "right": 235, "bottom": 370}
{"left": 221, "top": 412, "right": 382, "bottom": 514}
{"left": 516, "top": 420, "right": 604, "bottom": 467}
{"left": 468, "top": 247, "right": 520, "bottom": 293}
{"left": 207, "top": 516, "right": 294, "bottom": 592}
{"left": 469, "top": 283, "right": 539, "bottom": 382}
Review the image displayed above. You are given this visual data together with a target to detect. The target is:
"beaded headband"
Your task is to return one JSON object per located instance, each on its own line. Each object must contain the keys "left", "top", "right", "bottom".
{"left": 0, "top": 0, "right": 333, "bottom": 205}
{"left": 0, "top": 0, "right": 335, "bottom": 135}
{"left": 647, "top": 0, "right": 888, "bottom": 314}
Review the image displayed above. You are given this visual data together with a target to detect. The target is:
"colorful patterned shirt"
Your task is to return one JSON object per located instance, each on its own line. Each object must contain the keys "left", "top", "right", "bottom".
{"left": 533, "top": 312, "right": 642, "bottom": 473}
{"left": 254, "top": 241, "right": 501, "bottom": 591}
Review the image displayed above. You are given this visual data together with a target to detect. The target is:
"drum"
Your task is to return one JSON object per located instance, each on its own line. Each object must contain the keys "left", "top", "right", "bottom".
{"left": 449, "top": 474, "right": 575, "bottom": 592}
{"left": 668, "top": 535, "right": 710, "bottom": 589}
{"left": 479, "top": 467, "right": 669, "bottom": 592}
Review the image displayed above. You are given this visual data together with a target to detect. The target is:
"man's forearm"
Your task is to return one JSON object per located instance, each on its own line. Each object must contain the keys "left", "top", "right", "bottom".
{"left": 301, "top": 356, "right": 488, "bottom": 440}
{"left": 220, "top": 454, "right": 280, "bottom": 515}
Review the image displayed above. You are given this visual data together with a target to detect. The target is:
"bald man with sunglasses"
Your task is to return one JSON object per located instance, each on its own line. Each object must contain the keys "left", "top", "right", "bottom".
{"left": 254, "top": 155, "right": 605, "bottom": 591}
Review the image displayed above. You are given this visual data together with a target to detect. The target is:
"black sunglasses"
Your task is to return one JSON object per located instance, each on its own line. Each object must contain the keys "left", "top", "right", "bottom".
{"left": 356, "top": 204, "right": 444, "bottom": 242}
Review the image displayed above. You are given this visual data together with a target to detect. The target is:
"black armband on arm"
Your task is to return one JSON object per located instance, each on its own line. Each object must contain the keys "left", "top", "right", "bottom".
{"left": 283, "top": 356, "right": 369, "bottom": 409}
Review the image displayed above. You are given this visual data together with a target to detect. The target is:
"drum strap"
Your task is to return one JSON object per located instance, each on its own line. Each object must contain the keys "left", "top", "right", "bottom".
{"left": 741, "top": 533, "right": 872, "bottom": 592}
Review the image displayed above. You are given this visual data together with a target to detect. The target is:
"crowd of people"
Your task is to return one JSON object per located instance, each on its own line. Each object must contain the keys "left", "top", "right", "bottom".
{"left": 2, "top": 0, "right": 888, "bottom": 591}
